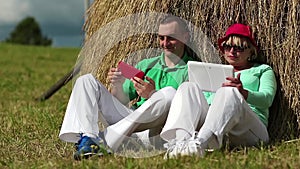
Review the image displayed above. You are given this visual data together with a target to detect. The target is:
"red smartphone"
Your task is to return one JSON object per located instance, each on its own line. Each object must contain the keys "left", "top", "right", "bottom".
{"left": 118, "top": 61, "right": 145, "bottom": 79}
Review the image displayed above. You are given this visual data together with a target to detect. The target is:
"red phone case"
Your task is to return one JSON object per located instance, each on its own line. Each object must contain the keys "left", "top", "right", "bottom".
{"left": 118, "top": 61, "right": 145, "bottom": 79}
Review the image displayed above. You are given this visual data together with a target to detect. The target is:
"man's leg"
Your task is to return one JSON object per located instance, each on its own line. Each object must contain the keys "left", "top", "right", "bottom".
{"left": 160, "top": 82, "right": 209, "bottom": 142}
{"left": 104, "top": 86, "right": 177, "bottom": 151}
{"left": 59, "top": 73, "right": 132, "bottom": 143}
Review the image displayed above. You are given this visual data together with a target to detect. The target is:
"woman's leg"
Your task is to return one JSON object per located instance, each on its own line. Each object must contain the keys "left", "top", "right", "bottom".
{"left": 197, "top": 87, "right": 269, "bottom": 149}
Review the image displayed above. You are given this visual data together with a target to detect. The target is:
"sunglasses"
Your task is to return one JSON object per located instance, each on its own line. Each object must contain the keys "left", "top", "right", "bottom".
{"left": 222, "top": 44, "right": 249, "bottom": 52}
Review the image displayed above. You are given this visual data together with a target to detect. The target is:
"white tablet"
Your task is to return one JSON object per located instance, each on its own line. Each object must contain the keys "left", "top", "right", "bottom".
{"left": 187, "top": 61, "right": 234, "bottom": 92}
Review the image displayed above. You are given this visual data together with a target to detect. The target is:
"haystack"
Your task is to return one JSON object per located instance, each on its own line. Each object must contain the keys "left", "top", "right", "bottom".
{"left": 79, "top": 0, "right": 299, "bottom": 141}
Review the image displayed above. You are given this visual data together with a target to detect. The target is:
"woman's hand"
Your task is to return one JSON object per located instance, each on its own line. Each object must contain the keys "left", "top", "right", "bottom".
{"left": 107, "top": 68, "right": 125, "bottom": 88}
{"left": 222, "top": 73, "right": 248, "bottom": 99}
{"left": 132, "top": 76, "right": 156, "bottom": 99}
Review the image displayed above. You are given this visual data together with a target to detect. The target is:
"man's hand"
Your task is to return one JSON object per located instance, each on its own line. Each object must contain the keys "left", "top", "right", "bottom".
{"left": 108, "top": 68, "right": 125, "bottom": 88}
{"left": 222, "top": 73, "right": 248, "bottom": 99}
{"left": 132, "top": 76, "right": 156, "bottom": 99}
{"left": 108, "top": 67, "right": 130, "bottom": 104}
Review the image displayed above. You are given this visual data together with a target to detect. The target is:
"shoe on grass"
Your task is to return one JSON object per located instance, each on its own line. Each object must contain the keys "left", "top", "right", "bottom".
{"left": 73, "top": 135, "right": 112, "bottom": 160}
{"left": 164, "top": 139, "right": 205, "bottom": 159}
{"left": 181, "top": 138, "right": 205, "bottom": 157}
{"left": 164, "top": 140, "right": 184, "bottom": 159}
{"left": 164, "top": 134, "right": 205, "bottom": 159}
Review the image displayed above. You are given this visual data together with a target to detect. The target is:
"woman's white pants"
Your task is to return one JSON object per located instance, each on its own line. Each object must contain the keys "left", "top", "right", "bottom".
{"left": 59, "top": 74, "right": 176, "bottom": 150}
{"left": 160, "top": 82, "right": 269, "bottom": 149}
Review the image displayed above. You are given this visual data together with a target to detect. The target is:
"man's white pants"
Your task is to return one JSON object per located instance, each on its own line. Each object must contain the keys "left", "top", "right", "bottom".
{"left": 160, "top": 82, "right": 269, "bottom": 149}
{"left": 59, "top": 74, "right": 176, "bottom": 150}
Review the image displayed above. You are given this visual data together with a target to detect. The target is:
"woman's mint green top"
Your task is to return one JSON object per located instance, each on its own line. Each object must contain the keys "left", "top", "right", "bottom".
{"left": 123, "top": 52, "right": 195, "bottom": 109}
{"left": 204, "top": 64, "right": 277, "bottom": 126}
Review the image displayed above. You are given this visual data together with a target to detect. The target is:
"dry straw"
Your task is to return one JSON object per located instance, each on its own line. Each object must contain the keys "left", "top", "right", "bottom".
{"left": 80, "top": 0, "right": 299, "bottom": 141}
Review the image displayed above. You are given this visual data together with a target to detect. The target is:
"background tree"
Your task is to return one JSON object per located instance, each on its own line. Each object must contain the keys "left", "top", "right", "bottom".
{"left": 5, "top": 16, "right": 52, "bottom": 46}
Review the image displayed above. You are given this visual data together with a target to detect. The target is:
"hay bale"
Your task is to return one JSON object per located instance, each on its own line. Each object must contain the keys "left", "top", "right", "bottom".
{"left": 80, "top": 0, "right": 300, "bottom": 141}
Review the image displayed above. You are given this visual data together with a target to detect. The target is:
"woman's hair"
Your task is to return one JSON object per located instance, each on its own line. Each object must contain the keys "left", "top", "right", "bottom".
{"left": 222, "top": 35, "right": 258, "bottom": 61}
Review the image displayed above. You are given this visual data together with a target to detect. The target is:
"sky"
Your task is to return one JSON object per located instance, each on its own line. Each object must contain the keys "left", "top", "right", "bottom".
{"left": 0, "top": 0, "right": 94, "bottom": 47}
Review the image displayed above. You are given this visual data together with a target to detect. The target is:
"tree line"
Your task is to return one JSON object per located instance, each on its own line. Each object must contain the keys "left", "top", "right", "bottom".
{"left": 5, "top": 16, "right": 52, "bottom": 46}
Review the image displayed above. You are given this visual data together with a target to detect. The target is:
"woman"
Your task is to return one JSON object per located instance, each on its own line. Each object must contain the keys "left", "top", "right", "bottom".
{"left": 160, "top": 23, "right": 277, "bottom": 158}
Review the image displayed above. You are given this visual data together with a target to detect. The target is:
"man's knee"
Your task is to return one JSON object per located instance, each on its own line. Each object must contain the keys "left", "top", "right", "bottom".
{"left": 155, "top": 86, "right": 176, "bottom": 102}
{"left": 76, "top": 73, "right": 95, "bottom": 83}
{"left": 75, "top": 73, "right": 99, "bottom": 89}
{"left": 178, "top": 82, "right": 200, "bottom": 92}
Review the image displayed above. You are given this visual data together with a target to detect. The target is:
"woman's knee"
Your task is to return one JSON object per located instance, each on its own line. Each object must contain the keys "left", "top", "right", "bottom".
{"left": 217, "top": 87, "right": 241, "bottom": 98}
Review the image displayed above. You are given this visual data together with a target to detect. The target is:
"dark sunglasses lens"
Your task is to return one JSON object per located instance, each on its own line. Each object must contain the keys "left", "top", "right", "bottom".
{"left": 223, "top": 44, "right": 231, "bottom": 51}
{"left": 235, "top": 46, "right": 244, "bottom": 52}
{"left": 223, "top": 44, "right": 245, "bottom": 52}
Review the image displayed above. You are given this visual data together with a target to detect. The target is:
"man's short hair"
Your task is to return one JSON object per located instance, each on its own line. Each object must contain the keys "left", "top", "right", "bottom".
{"left": 159, "top": 15, "right": 189, "bottom": 33}
{"left": 159, "top": 15, "right": 200, "bottom": 61}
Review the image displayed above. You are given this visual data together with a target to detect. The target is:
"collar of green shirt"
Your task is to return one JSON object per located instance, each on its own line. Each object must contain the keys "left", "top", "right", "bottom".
{"left": 159, "top": 52, "right": 192, "bottom": 68}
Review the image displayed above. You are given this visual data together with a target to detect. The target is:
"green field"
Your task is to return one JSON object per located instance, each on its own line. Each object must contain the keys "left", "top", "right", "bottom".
{"left": 0, "top": 43, "right": 299, "bottom": 168}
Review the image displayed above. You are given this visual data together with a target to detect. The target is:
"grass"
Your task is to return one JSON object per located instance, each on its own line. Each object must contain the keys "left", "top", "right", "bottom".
{"left": 0, "top": 42, "right": 300, "bottom": 168}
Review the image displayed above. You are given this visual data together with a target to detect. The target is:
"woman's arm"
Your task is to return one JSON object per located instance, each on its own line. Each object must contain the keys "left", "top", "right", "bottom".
{"left": 247, "top": 69, "right": 277, "bottom": 108}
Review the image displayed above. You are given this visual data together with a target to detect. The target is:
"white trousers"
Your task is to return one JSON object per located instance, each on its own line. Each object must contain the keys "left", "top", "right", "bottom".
{"left": 59, "top": 74, "right": 176, "bottom": 150}
{"left": 160, "top": 82, "right": 269, "bottom": 149}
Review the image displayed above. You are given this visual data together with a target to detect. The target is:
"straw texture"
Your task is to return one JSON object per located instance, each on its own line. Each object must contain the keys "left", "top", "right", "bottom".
{"left": 81, "top": 0, "right": 300, "bottom": 141}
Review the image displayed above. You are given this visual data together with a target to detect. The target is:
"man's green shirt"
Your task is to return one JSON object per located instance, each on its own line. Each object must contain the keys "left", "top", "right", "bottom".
{"left": 123, "top": 52, "right": 195, "bottom": 108}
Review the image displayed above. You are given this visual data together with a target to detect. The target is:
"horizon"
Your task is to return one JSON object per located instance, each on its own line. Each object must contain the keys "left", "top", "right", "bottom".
{"left": 0, "top": 0, "right": 93, "bottom": 48}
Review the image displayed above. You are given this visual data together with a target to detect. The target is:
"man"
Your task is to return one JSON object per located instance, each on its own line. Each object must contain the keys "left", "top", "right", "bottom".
{"left": 59, "top": 15, "right": 196, "bottom": 160}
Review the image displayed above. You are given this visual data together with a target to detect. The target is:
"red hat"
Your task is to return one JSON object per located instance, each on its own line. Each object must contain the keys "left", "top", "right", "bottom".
{"left": 218, "top": 23, "right": 258, "bottom": 53}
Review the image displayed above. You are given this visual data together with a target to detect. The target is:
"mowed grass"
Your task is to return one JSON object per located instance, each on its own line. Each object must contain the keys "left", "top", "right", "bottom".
{"left": 0, "top": 43, "right": 299, "bottom": 169}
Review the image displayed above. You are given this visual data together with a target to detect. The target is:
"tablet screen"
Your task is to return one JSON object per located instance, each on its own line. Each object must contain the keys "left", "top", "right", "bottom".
{"left": 188, "top": 61, "right": 233, "bottom": 92}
